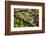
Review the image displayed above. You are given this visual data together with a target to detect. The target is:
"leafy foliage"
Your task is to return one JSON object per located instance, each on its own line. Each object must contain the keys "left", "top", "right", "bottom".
{"left": 14, "top": 8, "right": 39, "bottom": 27}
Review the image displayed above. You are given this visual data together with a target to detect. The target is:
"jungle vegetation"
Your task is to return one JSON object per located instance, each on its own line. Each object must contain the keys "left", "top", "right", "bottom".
{"left": 14, "top": 8, "right": 39, "bottom": 27}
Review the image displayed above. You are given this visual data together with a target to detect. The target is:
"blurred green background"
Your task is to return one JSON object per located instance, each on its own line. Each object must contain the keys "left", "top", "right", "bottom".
{"left": 14, "top": 8, "right": 39, "bottom": 27}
